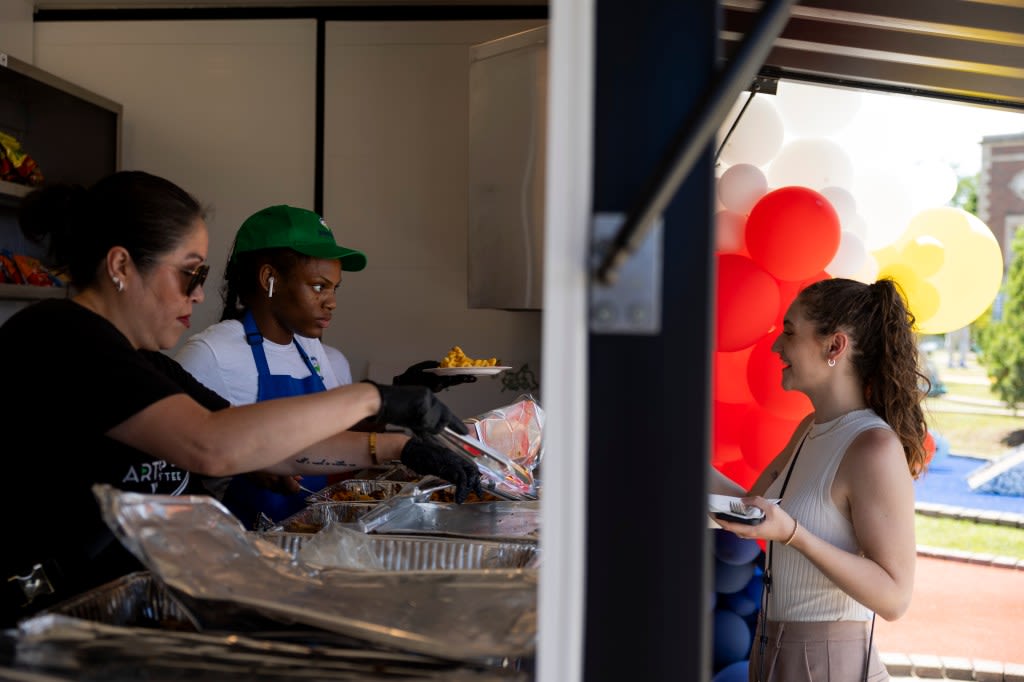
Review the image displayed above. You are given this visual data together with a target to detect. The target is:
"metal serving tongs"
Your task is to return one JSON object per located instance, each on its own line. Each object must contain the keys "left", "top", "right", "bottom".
{"left": 354, "top": 475, "right": 454, "bottom": 534}
{"left": 429, "top": 427, "right": 538, "bottom": 501}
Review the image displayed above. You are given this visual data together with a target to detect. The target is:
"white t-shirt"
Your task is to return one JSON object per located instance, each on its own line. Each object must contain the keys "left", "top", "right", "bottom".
{"left": 323, "top": 344, "right": 353, "bottom": 386}
{"left": 175, "top": 319, "right": 344, "bottom": 406}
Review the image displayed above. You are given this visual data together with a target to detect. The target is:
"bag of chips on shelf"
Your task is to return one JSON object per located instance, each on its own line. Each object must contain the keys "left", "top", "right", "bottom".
{"left": 0, "top": 131, "right": 45, "bottom": 186}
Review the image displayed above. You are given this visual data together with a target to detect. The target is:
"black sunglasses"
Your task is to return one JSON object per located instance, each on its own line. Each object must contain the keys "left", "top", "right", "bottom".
{"left": 178, "top": 263, "right": 210, "bottom": 296}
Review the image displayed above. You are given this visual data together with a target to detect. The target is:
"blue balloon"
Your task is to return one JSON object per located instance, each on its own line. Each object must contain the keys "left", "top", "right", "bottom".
{"left": 715, "top": 558, "right": 755, "bottom": 594}
{"left": 713, "top": 659, "right": 749, "bottom": 682}
{"left": 743, "top": 570, "right": 764, "bottom": 605}
{"left": 714, "top": 529, "right": 763, "bottom": 566}
{"left": 713, "top": 609, "right": 752, "bottom": 669}
{"left": 724, "top": 590, "right": 758, "bottom": 617}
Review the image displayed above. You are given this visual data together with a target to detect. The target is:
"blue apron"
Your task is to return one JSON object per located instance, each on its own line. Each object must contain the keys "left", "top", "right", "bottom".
{"left": 221, "top": 311, "right": 328, "bottom": 529}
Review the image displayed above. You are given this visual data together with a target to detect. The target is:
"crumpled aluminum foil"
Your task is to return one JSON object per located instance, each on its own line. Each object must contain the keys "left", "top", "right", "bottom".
{"left": 91, "top": 484, "right": 537, "bottom": 664}
{"left": 9, "top": 611, "right": 530, "bottom": 680}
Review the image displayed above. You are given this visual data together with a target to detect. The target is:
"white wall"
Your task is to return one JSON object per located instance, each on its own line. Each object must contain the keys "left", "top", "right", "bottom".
{"left": 322, "top": 20, "right": 543, "bottom": 417}
{"left": 0, "top": 0, "right": 34, "bottom": 62}
{"left": 31, "top": 17, "right": 544, "bottom": 419}
{"left": 34, "top": 19, "right": 318, "bottom": 342}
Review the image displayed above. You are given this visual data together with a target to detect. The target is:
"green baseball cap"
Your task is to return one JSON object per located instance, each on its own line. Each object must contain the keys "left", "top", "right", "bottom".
{"left": 231, "top": 205, "right": 367, "bottom": 272}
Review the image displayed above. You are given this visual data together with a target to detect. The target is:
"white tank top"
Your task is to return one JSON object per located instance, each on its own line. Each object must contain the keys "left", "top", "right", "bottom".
{"left": 764, "top": 408, "right": 890, "bottom": 622}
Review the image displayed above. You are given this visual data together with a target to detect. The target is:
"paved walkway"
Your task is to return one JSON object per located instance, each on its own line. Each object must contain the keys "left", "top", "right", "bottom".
{"left": 877, "top": 503, "right": 1024, "bottom": 680}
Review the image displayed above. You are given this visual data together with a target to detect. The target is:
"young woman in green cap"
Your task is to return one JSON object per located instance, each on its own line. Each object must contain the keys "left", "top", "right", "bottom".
{"left": 175, "top": 204, "right": 480, "bottom": 528}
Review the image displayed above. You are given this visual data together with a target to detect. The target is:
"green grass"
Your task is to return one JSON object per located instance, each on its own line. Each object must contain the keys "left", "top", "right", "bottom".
{"left": 938, "top": 379, "right": 999, "bottom": 401}
{"left": 924, "top": 408, "right": 1022, "bottom": 459}
{"left": 915, "top": 514, "right": 1024, "bottom": 560}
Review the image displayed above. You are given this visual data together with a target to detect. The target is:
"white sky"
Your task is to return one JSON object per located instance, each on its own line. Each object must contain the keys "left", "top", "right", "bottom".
{"left": 797, "top": 84, "right": 1024, "bottom": 177}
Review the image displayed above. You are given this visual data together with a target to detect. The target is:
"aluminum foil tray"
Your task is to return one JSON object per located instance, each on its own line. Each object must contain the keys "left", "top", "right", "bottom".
{"left": 45, "top": 570, "right": 197, "bottom": 631}
{"left": 94, "top": 484, "right": 538, "bottom": 664}
{"left": 276, "top": 501, "right": 379, "bottom": 532}
{"left": 359, "top": 500, "right": 541, "bottom": 541}
{"left": 21, "top": 580, "right": 524, "bottom": 680}
{"left": 257, "top": 532, "right": 539, "bottom": 570}
{"left": 305, "top": 479, "right": 407, "bottom": 505}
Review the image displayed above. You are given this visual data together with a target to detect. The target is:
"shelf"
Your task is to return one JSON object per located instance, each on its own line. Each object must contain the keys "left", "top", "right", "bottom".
{"left": 0, "top": 180, "right": 32, "bottom": 198}
{"left": 0, "top": 282, "right": 68, "bottom": 301}
{"left": 0, "top": 179, "right": 33, "bottom": 209}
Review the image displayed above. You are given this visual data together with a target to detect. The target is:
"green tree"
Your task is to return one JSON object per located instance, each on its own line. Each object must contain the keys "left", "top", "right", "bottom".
{"left": 951, "top": 172, "right": 978, "bottom": 213}
{"left": 982, "top": 226, "right": 1024, "bottom": 413}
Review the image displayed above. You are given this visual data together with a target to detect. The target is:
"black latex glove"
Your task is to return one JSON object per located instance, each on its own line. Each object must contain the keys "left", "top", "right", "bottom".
{"left": 400, "top": 438, "right": 483, "bottom": 504}
{"left": 365, "top": 380, "right": 469, "bottom": 436}
{"left": 393, "top": 360, "right": 477, "bottom": 392}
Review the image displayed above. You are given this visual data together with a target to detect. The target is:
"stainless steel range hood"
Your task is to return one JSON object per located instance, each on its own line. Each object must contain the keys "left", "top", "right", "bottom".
{"left": 467, "top": 26, "right": 548, "bottom": 310}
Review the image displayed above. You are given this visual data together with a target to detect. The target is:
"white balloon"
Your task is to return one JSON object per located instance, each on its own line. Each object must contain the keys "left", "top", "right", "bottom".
{"left": 849, "top": 253, "right": 879, "bottom": 284}
{"left": 766, "top": 138, "right": 854, "bottom": 191}
{"left": 843, "top": 213, "right": 868, "bottom": 241}
{"left": 820, "top": 186, "right": 858, "bottom": 226}
{"left": 825, "top": 231, "right": 868, "bottom": 278}
{"left": 776, "top": 81, "right": 863, "bottom": 136}
{"left": 715, "top": 210, "right": 746, "bottom": 253}
{"left": 718, "top": 163, "right": 768, "bottom": 214}
{"left": 717, "top": 95, "right": 785, "bottom": 167}
{"left": 908, "top": 160, "right": 959, "bottom": 211}
{"left": 852, "top": 168, "right": 916, "bottom": 251}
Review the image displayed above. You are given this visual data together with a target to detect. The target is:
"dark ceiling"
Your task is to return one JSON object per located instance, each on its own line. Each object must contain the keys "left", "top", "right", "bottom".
{"left": 27, "top": 0, "right": 1024, "bottom": 109}
{"left": 722, "top": 0, "right": 1024, "bottom": 110}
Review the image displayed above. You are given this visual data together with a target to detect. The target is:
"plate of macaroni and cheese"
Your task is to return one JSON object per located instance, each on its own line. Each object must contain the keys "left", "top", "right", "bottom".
{"left": 427, "top": 345, "right": 507, "bottom": 375}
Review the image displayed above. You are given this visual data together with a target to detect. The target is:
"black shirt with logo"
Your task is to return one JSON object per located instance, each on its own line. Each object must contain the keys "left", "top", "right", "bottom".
{"left": 0, "top": 299, "right": 230, "bottom": 621}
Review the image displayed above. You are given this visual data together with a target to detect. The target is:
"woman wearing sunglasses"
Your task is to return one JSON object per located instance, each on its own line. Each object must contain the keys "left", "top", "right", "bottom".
{"left": 175, "top": 204, "right": 482, "bottom": 527}
{"left": 0, "top": 171, "right": 478, "bottom": 626}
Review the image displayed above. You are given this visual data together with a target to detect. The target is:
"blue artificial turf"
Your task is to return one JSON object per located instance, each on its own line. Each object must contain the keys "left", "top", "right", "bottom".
{"left": 915, "top": 453, "right": 1024, "bottom": 514}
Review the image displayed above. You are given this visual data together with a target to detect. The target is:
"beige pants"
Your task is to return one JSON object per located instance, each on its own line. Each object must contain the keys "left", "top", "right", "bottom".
{"left": 748, "top": 619, "right": 889, "bottom": 682}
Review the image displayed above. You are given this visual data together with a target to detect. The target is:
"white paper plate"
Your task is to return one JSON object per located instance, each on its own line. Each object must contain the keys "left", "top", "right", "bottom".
{"left": 424, "top": 366, "right": 511, "bottom": 376}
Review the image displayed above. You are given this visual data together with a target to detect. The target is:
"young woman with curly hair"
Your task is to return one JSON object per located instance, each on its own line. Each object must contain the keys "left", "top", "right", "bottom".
{"left": 711, "top": 277, "right": 930, "bottom": 682}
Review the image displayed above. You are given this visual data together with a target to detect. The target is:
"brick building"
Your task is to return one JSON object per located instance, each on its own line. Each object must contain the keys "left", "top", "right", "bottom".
{"left": 979, "top": 132, "right": 1024, "bottom": 270}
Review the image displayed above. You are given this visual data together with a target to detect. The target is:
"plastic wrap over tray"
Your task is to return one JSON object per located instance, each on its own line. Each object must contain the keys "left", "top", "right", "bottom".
{"left": 467, "top": 396, "right": 544, "bottom": 475}
{"left": 305, "top": 479, "right": 407, "bottom": 505}
{"left": 274, "top": 501, "right": 381, "bottom": 533}
{"left": 93, "top": 484, "right": 537, "bottom": 663}
{"left": 257, "top": 531, "right": 539, "bottom": 570}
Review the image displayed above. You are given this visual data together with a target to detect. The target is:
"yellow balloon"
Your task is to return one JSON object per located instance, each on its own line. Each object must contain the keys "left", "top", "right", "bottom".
{"left": 901, "top": 235, "right": 945, "bottom": 278}
{"left": 877, "top": 264, "right": 940, "bottom": 325}
{"left": 871, "top": 244, "right": 901, "bottom": 272}
{"left": 892, "top": 207, "right": 1003, "bottom": 334}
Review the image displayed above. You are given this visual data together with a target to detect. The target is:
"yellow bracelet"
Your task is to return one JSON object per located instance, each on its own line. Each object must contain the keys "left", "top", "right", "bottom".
{"left": 783, "top": 518, "right": 799, "bottom": 546}
{"left": 368, "top": 432, "right": 378, "bottom": 465}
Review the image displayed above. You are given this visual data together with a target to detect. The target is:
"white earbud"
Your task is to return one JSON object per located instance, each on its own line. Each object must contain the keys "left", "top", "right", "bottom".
{"left": 268, "top": 276, "right": 275, "bottom": 298}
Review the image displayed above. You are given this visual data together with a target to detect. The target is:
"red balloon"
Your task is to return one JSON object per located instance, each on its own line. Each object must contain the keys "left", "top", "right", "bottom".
{"left": 714, "top": 400, "right": 750, "bottom": 453}
{"left": 717, "top": 456, "right": 760, "bottom": 493}
{"left": 739, "top": 406, "right": 803, "bottom": 474}
{"left": 923, "top": 431, "right": 937, "bottom": 466}
{"left": 747, "top": 335, "right": 814, "bottom": 420}
{"left": 716, "top": 254, "right": 780, "bottom": 352}
{"left": 745, "top": 187, "right": 841, "bottom": 281}
{"left": 714, "top": 348, "right": 755, "bottom": 404}
{"left": 713, "top": 442, "right": 744, "bottom": 470}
